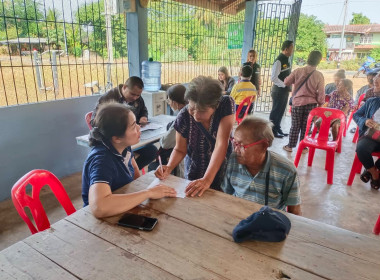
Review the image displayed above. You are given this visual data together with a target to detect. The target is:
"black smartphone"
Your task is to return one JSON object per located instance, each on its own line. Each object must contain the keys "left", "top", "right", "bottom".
{"left": 117, "top": 213, "right": 158, "bottom": 231}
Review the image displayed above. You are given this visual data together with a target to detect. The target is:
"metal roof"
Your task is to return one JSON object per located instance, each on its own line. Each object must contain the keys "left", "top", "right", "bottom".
{"left": 324, "top": 24, "right": 380, "bottom": 35}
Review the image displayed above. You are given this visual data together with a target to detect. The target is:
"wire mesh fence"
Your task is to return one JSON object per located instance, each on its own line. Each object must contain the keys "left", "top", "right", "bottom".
{"left": 147, "top": 0, "right": 245, "bottom": 86}
{"left": 0, "top": 0, "right": 128, "bottom": 107}
{"left": 253, "top": 0, "right": 302, "bottom": 112}
{"left": 0, "top": 0, "right": 301, "bottom": 111}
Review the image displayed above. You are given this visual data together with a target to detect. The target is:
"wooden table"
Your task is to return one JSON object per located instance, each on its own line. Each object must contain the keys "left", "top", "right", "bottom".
{"left": 76, "top": 114, "right": 176, "bottom": 150}
{"left": 1, "top": 173, "right": 380, "bottom": 280}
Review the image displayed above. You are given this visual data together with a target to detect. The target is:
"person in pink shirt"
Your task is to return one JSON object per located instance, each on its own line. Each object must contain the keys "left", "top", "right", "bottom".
{"left": 283, "top": 51, "right": 325, "bottom": 153}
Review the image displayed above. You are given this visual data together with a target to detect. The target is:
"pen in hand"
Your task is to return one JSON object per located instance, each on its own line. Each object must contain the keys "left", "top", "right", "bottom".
{"left": 158, "top": 155, "right": 164, "bottom": 175}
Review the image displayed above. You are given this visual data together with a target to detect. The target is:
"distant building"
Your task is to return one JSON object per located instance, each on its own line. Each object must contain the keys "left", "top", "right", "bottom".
{"left": 324, "top": 24, "right": 380, "bottom": 60}
{"left": 0, "top": 38, "right": 53, "bottom": 55}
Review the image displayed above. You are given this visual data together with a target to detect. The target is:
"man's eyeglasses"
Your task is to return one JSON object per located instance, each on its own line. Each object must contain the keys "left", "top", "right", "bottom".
{"left": 230, "top": 137, "right": 267, "bottom": 152}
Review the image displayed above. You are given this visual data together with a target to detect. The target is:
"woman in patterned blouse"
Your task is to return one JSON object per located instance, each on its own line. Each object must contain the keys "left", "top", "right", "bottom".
{"left": 324, "top": 79, "right": 354, "bottom": 140}
{"left": 155, "top": 76, "right": 235, "bottom": 197}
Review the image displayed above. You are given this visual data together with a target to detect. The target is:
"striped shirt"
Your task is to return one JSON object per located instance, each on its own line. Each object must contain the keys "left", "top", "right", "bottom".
{"left": 221, "top": 151, "right": 301, "bottom": 210}
{"left": 230, "top": 80, "right": 257, "bottom": 105}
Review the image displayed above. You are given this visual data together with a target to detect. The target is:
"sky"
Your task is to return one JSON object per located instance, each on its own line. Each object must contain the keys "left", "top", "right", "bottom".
{"left": 300, "top": 0, "right": 380, "bottom": 25}
{"left": 42, "top": 0, "right": 380, "bottom": 25}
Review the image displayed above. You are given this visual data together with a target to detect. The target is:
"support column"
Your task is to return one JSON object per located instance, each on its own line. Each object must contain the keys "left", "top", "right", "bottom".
{"left": 126, "top": 0, "right": 148, "bottom": 77}
{"left": 241, "top": 0, "right": 258, "bottom": 65}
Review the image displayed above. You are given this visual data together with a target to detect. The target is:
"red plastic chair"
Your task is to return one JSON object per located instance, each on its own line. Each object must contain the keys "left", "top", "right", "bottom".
{"left": 11, "top": 170, "right": 76, "bottom": 234}
{"left": 294, "top": 108, "right": 346, "bottom": 185}
{"left": 352, "top": 126, "right": 359, "bottom": 144}
{"left": 374, "top": 215, "right": 380, "bottom": 235}
{"left": 347, "top": 152, "right": 380, "bottom": 186}
{"left": 346, "top": 94, "right": 365, "bottom": 138}
{"left": 235, "top": 95, "right": 256, "bottom": 125}
{"left": 325, "top": 95, "right": 331, "bottom": 103}
{"left": 85, "top": 111, "right": 93, "bottom": 130}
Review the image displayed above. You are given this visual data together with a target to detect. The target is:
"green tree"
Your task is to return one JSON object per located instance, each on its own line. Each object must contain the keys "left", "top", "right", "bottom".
{"left": 0, "top": 0, "right": 44, "bottom": 39}
{"left": 294, "top": 13, "right": 327, "bottom": 62}
{"left": 76, "top": 0, "right": 127, "bottom": 58}
{"left": 350, "top": 13, "right": 370, "bottom": 25}
{"left": 370, "top": 47, "right": 380, "bottom": 61}
{"left": 44, "top": 8, "right": 64, "bottom": 49}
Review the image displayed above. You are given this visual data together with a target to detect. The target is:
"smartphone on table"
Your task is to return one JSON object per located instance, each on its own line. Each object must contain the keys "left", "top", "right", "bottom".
{"left": 117, "top": 213, "right": 158, "bottom": 231}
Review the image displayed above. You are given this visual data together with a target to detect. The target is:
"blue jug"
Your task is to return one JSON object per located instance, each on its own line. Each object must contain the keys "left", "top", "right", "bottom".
{"left": 141, "top": 58, "right": 161, "bottom": 91}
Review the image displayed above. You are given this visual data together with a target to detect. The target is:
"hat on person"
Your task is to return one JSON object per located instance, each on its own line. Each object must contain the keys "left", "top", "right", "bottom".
{"left": 232, "top": 206, "right": 291, "bottom": 243}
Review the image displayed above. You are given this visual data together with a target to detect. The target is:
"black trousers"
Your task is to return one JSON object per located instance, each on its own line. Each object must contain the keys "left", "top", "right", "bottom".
{"left": 135, "top": 143, "right": 158, "bottom": 169}
{"left": 356, "top": 137, "right": 380, "bottom": 170}
{"left": 269, "top": 86, "right": 289, "bottom": 133}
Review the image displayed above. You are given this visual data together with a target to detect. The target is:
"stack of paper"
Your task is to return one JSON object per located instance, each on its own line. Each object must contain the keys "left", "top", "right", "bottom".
{"left": 147, "top": 175, "right": 190, "bottom": 198}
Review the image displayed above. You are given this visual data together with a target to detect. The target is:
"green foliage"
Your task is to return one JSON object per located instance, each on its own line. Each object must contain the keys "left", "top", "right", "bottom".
{"left": 318, "top": 60, "right": 337, "bottom": 70}
{"left": 161, "top": 47, "right": 188, "bottom": 62}
{"left": 147, "top": 0, "right": 244, "bottom": 64}
{"left": 294, "top": 14, "right": 327, "bottom": 62}
{"left": 72, "top": 46, "right": 82, "bottom": 57}
{"left": 350, "top": 13, "right": 370, "bottom": 25}
{"left": 340, "top": 58, "right": 363, "bottom": 71}
{"left": 0, "top": 0, "right": 44, "bottom": 38}
{"left": 76, "top": 0, "right": 127, "bottom": 58}
{"left": 370, "top": 47, "right": 380, "bottom": 61}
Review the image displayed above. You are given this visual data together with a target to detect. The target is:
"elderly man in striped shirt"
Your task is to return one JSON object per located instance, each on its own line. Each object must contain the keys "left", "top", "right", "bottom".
{"left": 222, "top": 116, "right": 301, "bottom": 215}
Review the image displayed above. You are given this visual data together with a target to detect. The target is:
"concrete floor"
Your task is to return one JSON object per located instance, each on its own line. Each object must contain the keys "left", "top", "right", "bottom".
{"left": 1, "top": 113, "right": 379, "bottom": 251}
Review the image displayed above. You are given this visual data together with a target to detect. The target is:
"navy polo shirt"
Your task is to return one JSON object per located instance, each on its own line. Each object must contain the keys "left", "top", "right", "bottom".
{"left": 82, "top": 142, "right": 135, "bottom": 206}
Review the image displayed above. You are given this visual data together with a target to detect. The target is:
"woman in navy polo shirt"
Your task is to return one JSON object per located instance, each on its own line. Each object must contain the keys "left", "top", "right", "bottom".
{"left": 82, "top": 102, "right": 176, "bottom": 218}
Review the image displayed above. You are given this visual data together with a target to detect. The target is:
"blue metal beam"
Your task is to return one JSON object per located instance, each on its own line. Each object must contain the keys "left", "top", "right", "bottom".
{"left": 126, "top": 0, "right": 149, "bottom": 77}
{"left": 241, "top": 0, "right": 258, "bottom": 65}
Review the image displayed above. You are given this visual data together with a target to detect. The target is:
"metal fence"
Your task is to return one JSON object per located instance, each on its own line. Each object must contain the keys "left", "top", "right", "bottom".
{"left": 0, "top": 0, "right": 128, "bottom": 107}
{"left": 147, "top": 0, "right": 245, "bottom": 85}
{"left": 253, "top": 0, "right": 302, "bottom": 112}
{"left": 0, "top": 0, "right": 301, "bottom": 109}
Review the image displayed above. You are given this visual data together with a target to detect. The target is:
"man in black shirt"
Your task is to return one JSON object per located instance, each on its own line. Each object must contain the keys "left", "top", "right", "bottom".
{"left": 269, "top": 40, "right": 294, "bottom": 138}
{"left": 91, "top": 76, "right": 157, "bottom": 170}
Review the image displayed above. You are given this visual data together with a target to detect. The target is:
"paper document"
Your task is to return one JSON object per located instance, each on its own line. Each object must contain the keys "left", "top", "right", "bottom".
{"left": 140, "top": 123, "right": 163, "bottom": 132}
{"left": 147, "top": 175, "right": 190, "bottom": 198}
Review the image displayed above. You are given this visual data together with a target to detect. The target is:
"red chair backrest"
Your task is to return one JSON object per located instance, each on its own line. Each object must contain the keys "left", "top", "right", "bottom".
{"left": 357, "top": 93, "right": 365, "bottom": 105}
{"left": 11, "top": 170, "right": 76, "bottom": 234}
{"left": 306, "top": 107, "right": 346, "bottom": 142}
{"left": 85, "top": 111, "right": 93, "bottom": 130}
{"left": 325, "top": 95, "right": 330, "bottom": 103}
{"left": 235, "top": 95, "right": 256, "bottom": 124}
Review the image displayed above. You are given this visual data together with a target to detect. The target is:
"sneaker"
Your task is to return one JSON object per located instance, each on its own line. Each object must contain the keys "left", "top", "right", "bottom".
{"left": 302, "top": 147, "right": 309, "bottom": 154}
{"left": 283, "top": 145, "right": 292, "bottom": 152}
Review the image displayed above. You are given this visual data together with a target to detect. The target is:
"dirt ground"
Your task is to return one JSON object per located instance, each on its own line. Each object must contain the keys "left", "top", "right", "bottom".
{"left": 0, "top": 54, "right": 368, "bottom": 107}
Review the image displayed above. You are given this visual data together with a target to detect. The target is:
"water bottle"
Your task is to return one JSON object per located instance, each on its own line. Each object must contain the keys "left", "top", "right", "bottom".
{"left": 141, "top": 58, "right": 161, "bottom": 91}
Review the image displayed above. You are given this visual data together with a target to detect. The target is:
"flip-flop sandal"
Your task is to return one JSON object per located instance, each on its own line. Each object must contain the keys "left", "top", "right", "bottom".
{"left": 370, "top": 178, "right": 380, "bottom": 190}
{"left": 360, "top": 170, "right": 372, "bottom": 183}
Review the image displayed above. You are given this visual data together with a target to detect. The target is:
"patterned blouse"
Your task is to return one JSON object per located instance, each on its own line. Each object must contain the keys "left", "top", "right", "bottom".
{"left": 363, "top": 88, "right": 380, "bottom": 102}
{"left": 327, "top": 90, "right": 354, "bottom": 116}
{"left": 174, "top": 95, "right": 235, "bottom": 190}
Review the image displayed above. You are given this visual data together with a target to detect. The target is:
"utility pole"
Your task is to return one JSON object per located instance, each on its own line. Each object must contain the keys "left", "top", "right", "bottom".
{"left": 338, "top": 0, "right": 348, "bottom": 68}
{"left": 105, "top": 0, "right": 114, "bottom": 90}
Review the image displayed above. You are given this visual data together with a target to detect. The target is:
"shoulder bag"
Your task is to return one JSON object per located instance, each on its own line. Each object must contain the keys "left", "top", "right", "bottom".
{"left": 288, "top": 70, "right": 316, "bottom": 106}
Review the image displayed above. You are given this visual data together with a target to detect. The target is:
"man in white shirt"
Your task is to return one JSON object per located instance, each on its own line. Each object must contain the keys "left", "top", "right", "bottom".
{"left": 269, "top": 40, "right": 294, "bottom": 138}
